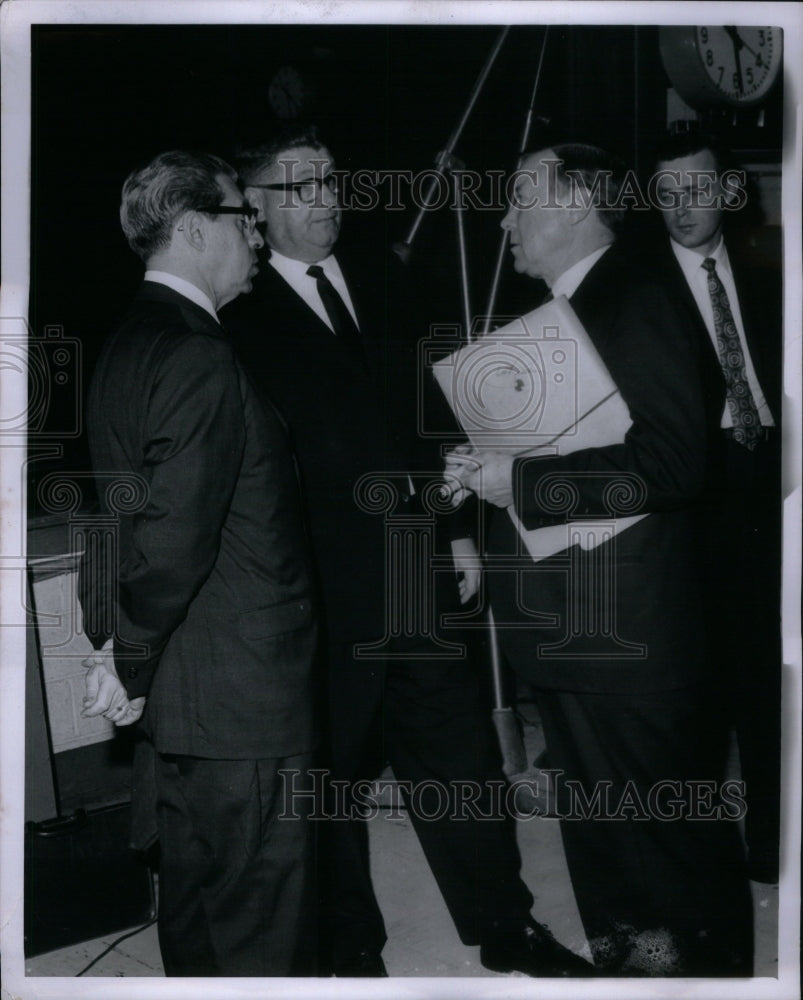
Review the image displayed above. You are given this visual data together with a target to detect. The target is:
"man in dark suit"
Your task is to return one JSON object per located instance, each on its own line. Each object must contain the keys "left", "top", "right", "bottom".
{"left": 222, "top": 125, "right": 592, "bottom": 979}
{"left": 80, "top": 150, "right": 318, "bottom": 976}
{"left": 447, "top": 143, "right": 754, "bottom": 976}
{"left": 652, "top": 131, "right": 783, "bottom": 885}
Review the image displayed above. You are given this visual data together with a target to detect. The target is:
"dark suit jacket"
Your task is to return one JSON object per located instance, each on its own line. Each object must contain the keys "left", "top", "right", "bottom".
{"left": 644, "top": 239, "right": 784, "bottom": 672}
{"left": 83, "top": 281, "right": 316, "bottom": 759}
{"left": 647, "top": 241, "right": 783, "bottom": 470}
{"left": 222, "top": 247, "right": 471, "bottom": 646}
{"left": 490, "top": 243, "right": 711, "bottom": 694}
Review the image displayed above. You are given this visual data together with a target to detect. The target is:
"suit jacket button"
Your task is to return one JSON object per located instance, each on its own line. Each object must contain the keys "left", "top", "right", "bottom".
{"left": 127, "top": 667, "right": 138, "bottom": 679}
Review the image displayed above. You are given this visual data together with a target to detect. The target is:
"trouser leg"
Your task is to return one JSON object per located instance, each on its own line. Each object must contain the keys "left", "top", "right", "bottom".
{"left": 155, "top": 752, "right": 316, "bottom": 976}
{"left": 537, "top": 687, "right": 753, "bottom": 976}
{"left": 320, "top": 650, "right": 387, "bottom": 959}
{"left": 384, "top": 655, "right": 533, "bottom": 945}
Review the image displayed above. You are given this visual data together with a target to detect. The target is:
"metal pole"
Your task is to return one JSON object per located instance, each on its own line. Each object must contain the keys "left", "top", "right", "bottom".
{"left": 455, "top": 176, "right": 472, "bottom": 338}
{"left": 480, "top": 28, "right": 550, "bottom": 337}
{"left": 394, "top": 26, "right": 511, "bottom": 262}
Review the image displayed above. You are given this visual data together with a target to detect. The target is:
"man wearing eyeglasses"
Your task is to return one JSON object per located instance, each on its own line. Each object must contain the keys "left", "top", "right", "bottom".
{"left": 80, "top": 150, "right": 318, "bottom": 976}
{"left": 222, "top": 126, "right": 591, "bottom": 979}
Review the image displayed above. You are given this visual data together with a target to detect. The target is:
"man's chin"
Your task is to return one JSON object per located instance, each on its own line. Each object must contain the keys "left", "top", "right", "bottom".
{"left": 668, "top": 228, "right": 699, "bottom": 248}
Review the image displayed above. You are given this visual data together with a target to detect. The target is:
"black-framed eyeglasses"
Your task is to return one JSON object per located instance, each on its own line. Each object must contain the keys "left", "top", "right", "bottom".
{"left": 202, "top": 203, "right": 259, "bottom": 235}
{"left": 250, "top": 175, "right": 338, "bottom": 205}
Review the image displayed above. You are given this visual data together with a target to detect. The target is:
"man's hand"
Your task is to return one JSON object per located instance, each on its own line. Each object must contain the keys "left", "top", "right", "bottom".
{"left": 444, "top": 449, "right": 515, "bottom": 509}
{"left": 82, "top": 651, "right": 146, "bottom": 727}
{"left": 450, "top": 536, "right": 482, "bottom": 604}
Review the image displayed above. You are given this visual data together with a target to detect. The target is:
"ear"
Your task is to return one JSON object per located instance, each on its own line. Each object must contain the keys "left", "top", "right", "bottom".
{"left": 176, "top": 210, "right": 206, "bottom": 250}
{"left": 244, "top": 187, "right": 267, "bottom": 223}
{"left": 558, "top": 178, "right": 593, "bottom": 226}
{"left": 566, "top": 201, "right": 594, "bottom": 226}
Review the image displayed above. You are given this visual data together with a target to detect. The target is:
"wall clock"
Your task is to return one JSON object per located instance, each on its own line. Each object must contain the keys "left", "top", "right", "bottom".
{"left": 659, "top": 26, "right": 783, "bottom": 108}
{"left": 268, "top": 65, "right": 307, "bottom": 119}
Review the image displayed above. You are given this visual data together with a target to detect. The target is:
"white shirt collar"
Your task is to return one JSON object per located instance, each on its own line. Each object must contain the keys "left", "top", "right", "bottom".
{"left": 550, "top": 244, "right": 612, "bottom": 300}
{"left": 669, "top": 234, "right": 731, "bottom": 283}
{"left": 268, "top": 248, "right": 344, "bottom": 282}
{"left": 266, "top": 248, "right": 358, "bottom": 331}
{"left": 144, "top": 270, "right": 219, "bottom": 322}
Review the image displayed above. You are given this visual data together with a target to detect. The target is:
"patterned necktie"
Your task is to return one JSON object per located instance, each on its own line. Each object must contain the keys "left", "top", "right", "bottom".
{"left": 702, "top": 257, "right": 762, "bottom": 450}
{"left": 306, "top": 265, "right": 364, "bottom": 357}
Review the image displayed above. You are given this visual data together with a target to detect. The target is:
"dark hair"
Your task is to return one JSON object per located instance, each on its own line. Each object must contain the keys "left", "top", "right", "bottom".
{"left": 119, "top": 150, "right": 237, "bottom": 261}
{"left": 527, "top": 142, "right": 629, "bottom": 233}
{"left": 234, "top": 123, "right": 328, "bottom": 185}
{"left": 652, "top": 129, "right": 734, "bottom": 174}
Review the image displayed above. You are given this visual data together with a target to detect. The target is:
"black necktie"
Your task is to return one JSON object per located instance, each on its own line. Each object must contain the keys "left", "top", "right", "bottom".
{"left": 306, "top": 265, "right": 363, "bottom": 356}
{"left": 702, "top": 257, "right": 762, "bottom": 451}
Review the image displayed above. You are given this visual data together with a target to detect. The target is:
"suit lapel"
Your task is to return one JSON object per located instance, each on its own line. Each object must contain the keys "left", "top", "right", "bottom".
{"left": 255, "top": 265, "right": 335, "bottom": 342}
{"left": 568, "top": 245, "right": 627, "bottom": 348}
{"left": 727, "top": 252, "right": 781, "bottom": 417}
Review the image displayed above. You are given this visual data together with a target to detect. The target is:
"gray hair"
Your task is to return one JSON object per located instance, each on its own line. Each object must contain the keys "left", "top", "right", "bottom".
{"left": 120, "top": 150, "right": 237, "bottom": 261}
{"left": 534, "top": 143, "right": 629, "bottom": 234}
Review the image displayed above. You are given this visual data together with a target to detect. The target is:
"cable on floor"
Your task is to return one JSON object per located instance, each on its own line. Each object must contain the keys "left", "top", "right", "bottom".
{"left": 75, "top": 917, "right": 158, "bottom": 976}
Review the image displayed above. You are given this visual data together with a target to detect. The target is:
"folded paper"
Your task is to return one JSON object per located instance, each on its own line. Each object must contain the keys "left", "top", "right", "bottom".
{"left": 432, "top": 296, "right": 648, "bottom": 562}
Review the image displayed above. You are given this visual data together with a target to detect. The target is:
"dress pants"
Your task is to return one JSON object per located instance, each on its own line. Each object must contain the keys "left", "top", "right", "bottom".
{"left": 321, "top": 640, "right": 534, "bottom": 960}
{"left": 536, "top": 685, "right": 754, "bottom": 976}
{"left": 154, "top": 752, "right": 316, "bottom": 976}
{"left": 702, "top": 434, "right": 782, "bottom": 876}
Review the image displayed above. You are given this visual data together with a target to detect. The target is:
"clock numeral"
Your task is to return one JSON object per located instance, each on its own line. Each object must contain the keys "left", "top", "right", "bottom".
{"left": 717, "top": 66, "right": 725, "bottom": 85}
{"left": 705, "top": 48, "right": 714, "bottom": 67}
{"left": 758, "top": 29, "right": 766, "bottom": 47}
{"left": 700, "top": 27, "right": 709, "bottom": 44}
{"left": 756, "top": 52, "right": 764, "bottom": 68}
{"left": 733, "top": 72, "right": 742, "bottom": 92}
{"left": 746, "top": 67, "right": 755, "bottom": 87}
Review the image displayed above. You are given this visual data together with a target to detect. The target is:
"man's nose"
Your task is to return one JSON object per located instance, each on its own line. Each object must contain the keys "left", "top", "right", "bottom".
{"left": 249, "top": 228, "right": 264, "bottom": 250}
{"left": 500, "top": 206, "right": 516, "bottom": 231}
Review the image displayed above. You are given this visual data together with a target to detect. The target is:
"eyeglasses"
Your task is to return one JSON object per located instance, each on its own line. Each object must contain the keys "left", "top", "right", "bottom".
{"left": 250, "top": 175, "right": 338, "bottom": 205}
{"left": 203, "top": 203, "right": 259, "bottom": 235}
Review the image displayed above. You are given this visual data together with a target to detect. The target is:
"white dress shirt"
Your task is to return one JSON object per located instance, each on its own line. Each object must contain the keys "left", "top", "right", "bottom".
{"left": 144, "top": 270, "right": 219, "bottom": 323}
{"left": 669, "top": 238, "right": 774, "bottom": 427}
{"left": 267, "top": 250, "right": 360, "bottom": 334}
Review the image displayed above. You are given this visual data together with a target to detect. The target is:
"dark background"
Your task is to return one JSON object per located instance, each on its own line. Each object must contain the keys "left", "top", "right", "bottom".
{"left": 28, "top": 23, "right": 784, "bottom": 507}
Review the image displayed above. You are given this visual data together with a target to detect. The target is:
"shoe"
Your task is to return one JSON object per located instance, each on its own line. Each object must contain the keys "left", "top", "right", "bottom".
{"left": 481, "top": 917, "right": 595, "bottom": 977}
{"left": 333, "top": 949, "right": 389, "bottom": 977}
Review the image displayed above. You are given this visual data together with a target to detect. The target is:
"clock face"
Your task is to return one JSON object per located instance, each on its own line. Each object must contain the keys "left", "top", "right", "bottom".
{"left": 696, "top": 27, "right": 781, "bottom": 104}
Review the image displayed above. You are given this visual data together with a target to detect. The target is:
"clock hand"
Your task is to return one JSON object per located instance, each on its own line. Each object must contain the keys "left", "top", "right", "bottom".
{"left": 733, "top": 34, "right": 759, "bottom": 60}
{"left": 725, "top": 26, "right": 745, "bottom": 94}
{"left": 724, "top": 26, "right": 744, "bottom": 50}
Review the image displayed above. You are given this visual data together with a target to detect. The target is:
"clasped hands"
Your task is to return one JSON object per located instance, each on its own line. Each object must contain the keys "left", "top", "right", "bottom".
{"left": 82, "top": 645, "right": 145, "bottom": 727}
{"left": 444, "top": 446, "right": 515, "bottom": 509}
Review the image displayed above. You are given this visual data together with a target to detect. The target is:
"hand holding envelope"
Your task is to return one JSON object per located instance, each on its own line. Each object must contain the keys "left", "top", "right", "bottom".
{"left": 444, "top": 446, "right": 515, "bottom": 509}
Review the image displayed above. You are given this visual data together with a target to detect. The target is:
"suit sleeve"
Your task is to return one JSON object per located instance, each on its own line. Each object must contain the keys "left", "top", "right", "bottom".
{"left": 513, "top": 278, "right": 708, "bottom": 529}
{"left": 114, "top": 334, "right": 246, "bottom": 698}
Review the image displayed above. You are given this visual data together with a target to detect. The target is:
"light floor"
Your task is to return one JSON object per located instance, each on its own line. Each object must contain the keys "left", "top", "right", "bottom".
{"left": 25, "top": 708, "right": 780, "bottom": 981}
